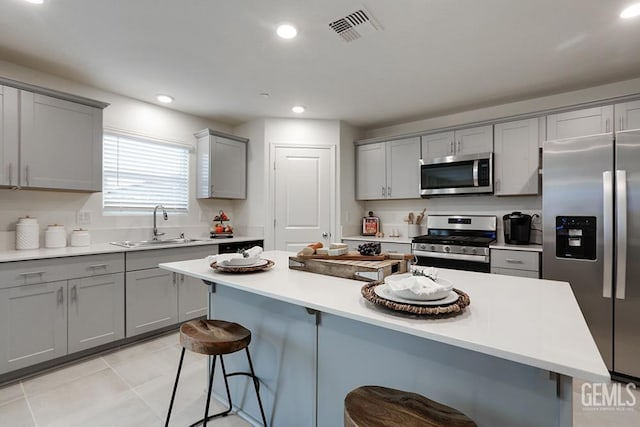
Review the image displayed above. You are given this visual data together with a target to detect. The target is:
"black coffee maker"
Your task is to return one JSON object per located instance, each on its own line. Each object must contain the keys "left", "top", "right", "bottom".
{"left": 503, "top": 212, "right": 532, "bottom": 245}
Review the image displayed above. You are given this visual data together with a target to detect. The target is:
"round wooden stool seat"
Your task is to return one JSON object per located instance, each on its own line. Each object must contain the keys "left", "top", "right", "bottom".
{"left": 179, "top": 319, "right": 251, "bottom": 356}
{"left": 344, "top": 386, "right": 477, "bottom": 427}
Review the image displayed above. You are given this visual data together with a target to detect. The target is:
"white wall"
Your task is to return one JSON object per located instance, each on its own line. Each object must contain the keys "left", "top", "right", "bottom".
{"left": 234, "top": 118, "right": 344, "bottom": 249}
{"left": 0, "top": 59, "right": 234, "bottom": 249}
{"left": 339, "top": 122, "right": 365, "bottom": 238}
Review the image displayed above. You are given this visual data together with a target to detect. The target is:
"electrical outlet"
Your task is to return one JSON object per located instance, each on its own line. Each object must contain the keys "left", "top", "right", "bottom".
{"left": 77, "top": 211, "right": 91, "bottom": 225}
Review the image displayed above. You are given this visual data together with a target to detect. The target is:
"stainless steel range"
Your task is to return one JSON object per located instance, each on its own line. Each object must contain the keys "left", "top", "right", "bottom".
{"left": 412, "top": 215, "right": 497, "bottom": 272}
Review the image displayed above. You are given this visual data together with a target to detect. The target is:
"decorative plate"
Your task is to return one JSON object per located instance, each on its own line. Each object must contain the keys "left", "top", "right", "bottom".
{"left": 210, "top": 259, "right": 274, "bottom": 273}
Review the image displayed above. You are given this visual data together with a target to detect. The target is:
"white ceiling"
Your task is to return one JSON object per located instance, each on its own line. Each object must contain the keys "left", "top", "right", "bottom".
{"left": 1, "top": 0, "right": 639, "bottom": 128}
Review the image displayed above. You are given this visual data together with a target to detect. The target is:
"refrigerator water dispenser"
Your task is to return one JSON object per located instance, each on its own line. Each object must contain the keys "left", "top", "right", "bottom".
{"left": 555, "top": 216, "right": 597, "bottom": 260}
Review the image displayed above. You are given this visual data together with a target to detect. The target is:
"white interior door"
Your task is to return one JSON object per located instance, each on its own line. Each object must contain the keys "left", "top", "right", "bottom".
{"left": 273, "top": 146, "right": 334, "bottom": 252}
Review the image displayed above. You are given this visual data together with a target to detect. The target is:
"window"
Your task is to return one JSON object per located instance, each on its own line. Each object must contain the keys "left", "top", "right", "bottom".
{"left": 103, "top": 132, "right": 189, "bottom": 213}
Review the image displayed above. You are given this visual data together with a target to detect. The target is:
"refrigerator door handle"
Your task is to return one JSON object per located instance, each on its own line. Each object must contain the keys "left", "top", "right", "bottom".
{"left": 603, "top": 171, "right": 614, "bottom": 298}
{"left": 616, "top": 170, "right": 628, "bottom": 300}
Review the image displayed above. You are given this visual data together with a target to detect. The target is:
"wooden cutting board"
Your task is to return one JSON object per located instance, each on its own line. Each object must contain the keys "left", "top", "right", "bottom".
{"left": 295, "top": 251, "right": 387, "bottom": 261}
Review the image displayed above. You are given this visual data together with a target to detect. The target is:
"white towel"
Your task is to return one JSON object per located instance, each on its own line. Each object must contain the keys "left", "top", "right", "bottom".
{"left": 243, "top": 246, "right": 263, "bottom": 259}
{"left": 385, "top": 272, "right": 452, "bottom": 299}
{"left": 206, "top": 253, "right": 243, "bottom": 264}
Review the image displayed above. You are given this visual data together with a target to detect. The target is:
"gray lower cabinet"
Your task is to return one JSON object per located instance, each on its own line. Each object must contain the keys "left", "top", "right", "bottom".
{"left": 68, "top": 273, "right": 125, "bottom": 353}
{"left": 0, "top": 280, "right": 67, "bottom": 374}
{"left": 178, "top": 274, "right": 208, "bottom": 322}
{"left": 125, "top": 268, "right": 178, "bottom": 337}
{"left": 490, "top": 249, "right": 540, "bottom": 278}
{"left": 125, "top": 245, "right": 216, "bottom": 337}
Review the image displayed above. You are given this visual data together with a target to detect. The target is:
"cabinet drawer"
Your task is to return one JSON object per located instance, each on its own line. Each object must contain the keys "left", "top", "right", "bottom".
{"left": 381, "top": 242, "right": 411, "bottom": 254}
{"left": 0, "top": 253, "right": 124, "bottom": 289}
{"left": 125, "top": 245, "right": 217, "bottom": 271}
{"left": 491, "top": 267, "right": 539, "bottom": 278}
{"left": 491, "top": 249, "right": 539, "bottom": 271}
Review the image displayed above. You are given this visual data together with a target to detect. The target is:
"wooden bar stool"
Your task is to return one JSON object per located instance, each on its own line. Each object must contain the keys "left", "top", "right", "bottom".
{"left": 344, "top": 385, "right": 477, "bottom": 427}
{"left": 165, "top": 319, "right": 268, "bottom": 427}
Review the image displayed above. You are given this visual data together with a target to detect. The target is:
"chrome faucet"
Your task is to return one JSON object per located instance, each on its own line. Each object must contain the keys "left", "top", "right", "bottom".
{"left": 153, "top": 205, "right": 168, "bottom": 240}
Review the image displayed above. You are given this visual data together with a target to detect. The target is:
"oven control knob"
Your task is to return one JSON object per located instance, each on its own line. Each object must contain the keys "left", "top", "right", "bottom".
{"left": 430, "top": 245, "right": 435, "bottom": 251}
{"left": 461, "top": 247, "right": 467, "bottom": 253}
{"left": 444, "top": 246, "right": 451, "bottom": 253}
{"left": 470, "top": 248, "right": 477, "bottom": 254}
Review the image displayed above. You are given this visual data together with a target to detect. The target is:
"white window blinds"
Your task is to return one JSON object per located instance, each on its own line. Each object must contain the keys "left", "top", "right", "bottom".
{"left": 103, "top": 132, "right": 189, "bottom": 212}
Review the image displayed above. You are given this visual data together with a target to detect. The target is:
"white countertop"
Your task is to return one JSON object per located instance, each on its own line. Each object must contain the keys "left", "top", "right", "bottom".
{"left": 490, "top": 243, "right": 543, "bottom": 252}
{"left": 342, "top": 236, "right": 413, "bottom": 244}
{"left": 159, "top": 250, "right": 609, "bottom": 383}
{"left": 0, "top": 236, "right": 263, "bottom": 263}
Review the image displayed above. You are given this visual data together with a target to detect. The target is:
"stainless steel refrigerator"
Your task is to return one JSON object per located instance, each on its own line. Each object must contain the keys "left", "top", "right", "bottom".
{"left": 543, "top": 129, "right": 640, "bottom": 380}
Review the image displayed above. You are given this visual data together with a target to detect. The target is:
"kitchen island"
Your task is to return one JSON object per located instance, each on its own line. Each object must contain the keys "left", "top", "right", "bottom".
{"left": 159, "top": 250, "right": 609, "bottom": 427}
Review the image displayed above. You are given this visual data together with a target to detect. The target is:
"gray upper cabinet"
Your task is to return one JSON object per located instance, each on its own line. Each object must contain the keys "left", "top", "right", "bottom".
{"left": 196, "top": 128, "right": 248, "bottom": 199}
{"left": 20, "top": 92, "right": 104, "bottom": 191}
{"left": 421, "top": 125, "right": 493, "bottom": 161}
{"left": 546, "top": 105, "right": 614, "bottom": 140}
{"left": 494, "top": 118, "right": 540, "bottom": 196}
{"left": 0, "top": 80, "right": 107, "bottom": 192}
{"left": 615, "top": 100, "right": 640, "bottom": 131}
{"left": 356, "top": 137, "right": 420, "bottom": 200}
{"left": 0, "top": 85, "right": 19, "bottom": 187}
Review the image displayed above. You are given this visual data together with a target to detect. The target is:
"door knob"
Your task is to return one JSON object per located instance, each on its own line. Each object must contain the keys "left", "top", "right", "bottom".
{"left": 322, "top": 232, "right": 330, "bottom": 239}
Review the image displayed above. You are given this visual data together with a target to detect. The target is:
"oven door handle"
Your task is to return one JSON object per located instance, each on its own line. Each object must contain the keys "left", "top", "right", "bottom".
{"left": 472, "top": 160, "right": 479, "bottom": 187}
{"left": 413, "top": 250, "right": 490, "bottom": 263}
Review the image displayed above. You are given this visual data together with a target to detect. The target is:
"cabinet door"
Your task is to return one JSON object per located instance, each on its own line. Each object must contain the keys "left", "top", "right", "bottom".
{"left": 211, "top": 136, "right": 247, "bottom": 199}
{"left": 68, "top": 273, "right": 125, "bottom": 353}
{"left": 494, "top": 118, "right": 540, "bottom": 196}
{"left": 125, "top": 268, "right": 178, "bottom": 337}
{"left": 0, "top": 86, "right": 19, "bottom": 187}
{"left": 454, "top": 125, "right": 493, "bottom": 155}
{"left": 386, "top": 137, "right": 420, "bottom": 199}
{"left": 546, "top": 105, "right": 613, "bottom": 140}
{"left": 421, "top": 131, "right": 455, "bottom": 161}
{"left": 0, "top": 281, "right": 67, "bottom": 374}
{"left": 177, "top": 274, "right": 207, "bottom": 322}
{"left": 19, "top": 91, "right": 102, "bottom": 191}
{"left": 356, "top": 142, "right": 386, "bottom": 200}
{"left": 615, "top": 100, "right": 640, "bottom": 131}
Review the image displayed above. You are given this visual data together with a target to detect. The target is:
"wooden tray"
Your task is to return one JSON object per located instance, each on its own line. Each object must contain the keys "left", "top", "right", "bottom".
{"left": 289, "top": 256, "right": 406, "bottom": 282}
{"left": 210, "top": 259, "right": 274, "bottom": 273}
{"left": 361, "top": 281, "right": 470, "bottom": 316}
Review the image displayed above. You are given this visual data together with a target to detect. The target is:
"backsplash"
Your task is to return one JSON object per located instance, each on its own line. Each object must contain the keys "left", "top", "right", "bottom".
{"left": 0, "top": 188, "right": 239, "bottom": 250}
{"left": 361, "top": 195, "right": 542, "bottom": 244}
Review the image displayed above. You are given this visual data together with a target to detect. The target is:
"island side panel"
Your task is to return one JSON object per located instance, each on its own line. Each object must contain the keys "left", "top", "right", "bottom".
{"left": 317, "top": 312, "right": 572, "bottom": 427}
{"left": 209, "top": 284, "right": 317, "bottom": 427}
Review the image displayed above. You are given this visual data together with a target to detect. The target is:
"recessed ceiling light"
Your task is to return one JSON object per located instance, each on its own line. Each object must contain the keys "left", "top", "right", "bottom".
{"left": 156, "top": 94, "right": 174, "bottom": 104}
{"left": 24, "top": 0, "right": 44, "bottom": 4}
{"left": 621, "top": 3, "right": 640, "bottom": 19}
{"left": 277, "top": 24, "right": 298, "bottom": 39}
{"left": 292, "top": 105, "right": 305, "bottom": 114}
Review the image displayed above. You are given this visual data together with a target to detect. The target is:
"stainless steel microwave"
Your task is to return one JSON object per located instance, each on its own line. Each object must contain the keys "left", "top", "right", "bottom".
{"left": 420, "top": 152, "right": 493, "bottom": 197}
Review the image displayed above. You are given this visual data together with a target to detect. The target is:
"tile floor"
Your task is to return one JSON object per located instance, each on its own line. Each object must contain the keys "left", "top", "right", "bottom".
{"left": 0, "top": 330, "right": 638, "bottom": 426}
{"left": 0, "top": 331, "right": 250, "bottom": 427}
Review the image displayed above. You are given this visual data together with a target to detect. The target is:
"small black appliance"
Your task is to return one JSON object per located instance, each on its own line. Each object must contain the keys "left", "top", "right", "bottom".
{"left": 503, "top": 212, "right": 532, "bottom": 245}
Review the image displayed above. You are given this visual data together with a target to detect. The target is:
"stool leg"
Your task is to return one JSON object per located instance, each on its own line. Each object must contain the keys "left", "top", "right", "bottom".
{"left": 219, "top": 356, "right": 233, "bottom": 413}
{"left": 245, "top": 347, "right": 268, "bottom": 427}
{"left": 202, "top": 355, "right": 217, "bottom": 427}
{"left": 165, "top": 347, "right": 186, "bottom": 427}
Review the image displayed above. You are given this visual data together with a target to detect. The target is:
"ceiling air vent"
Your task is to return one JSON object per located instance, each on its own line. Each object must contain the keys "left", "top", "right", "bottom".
{"left": 328, "top": 8, "right": 382, "bottom": 42}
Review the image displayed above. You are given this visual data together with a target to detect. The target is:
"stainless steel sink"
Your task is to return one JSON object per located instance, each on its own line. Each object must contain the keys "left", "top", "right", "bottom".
{"left": 110, "top": 238, "right": 198, "bottom": 248}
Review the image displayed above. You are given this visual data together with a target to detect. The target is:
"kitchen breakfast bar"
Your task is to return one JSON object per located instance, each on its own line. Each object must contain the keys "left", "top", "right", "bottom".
{"left": 159, "top": 250, "right": 609, "bottom": 427}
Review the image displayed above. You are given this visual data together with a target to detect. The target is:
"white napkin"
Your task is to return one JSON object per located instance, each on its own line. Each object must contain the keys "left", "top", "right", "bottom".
{"left": 243, "top": 246, "right": 263, "bottom": 260}
{"left": 206, "top": 253, "right": 243, "bottom": 264}
{"left": 385, "top": 274, "right": 452, "bottom": 298}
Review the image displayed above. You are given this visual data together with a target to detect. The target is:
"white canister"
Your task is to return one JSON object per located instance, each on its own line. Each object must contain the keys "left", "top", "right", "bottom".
{"left": 16, "top": 217, "right": 40, "bottom": 250}
{"left": 70, "top": 229, "right": 91, "bottom": 247}
{"left": 45, "top": 225, "right": 66, "bottom": 248}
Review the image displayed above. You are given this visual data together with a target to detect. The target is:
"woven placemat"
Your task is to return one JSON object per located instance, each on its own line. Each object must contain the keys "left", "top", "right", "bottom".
{"left": 210, "top": 259, "right": 274, "bottom": 273}
{"left": 361, "top": 281, "right": 470, "bottom": 316}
